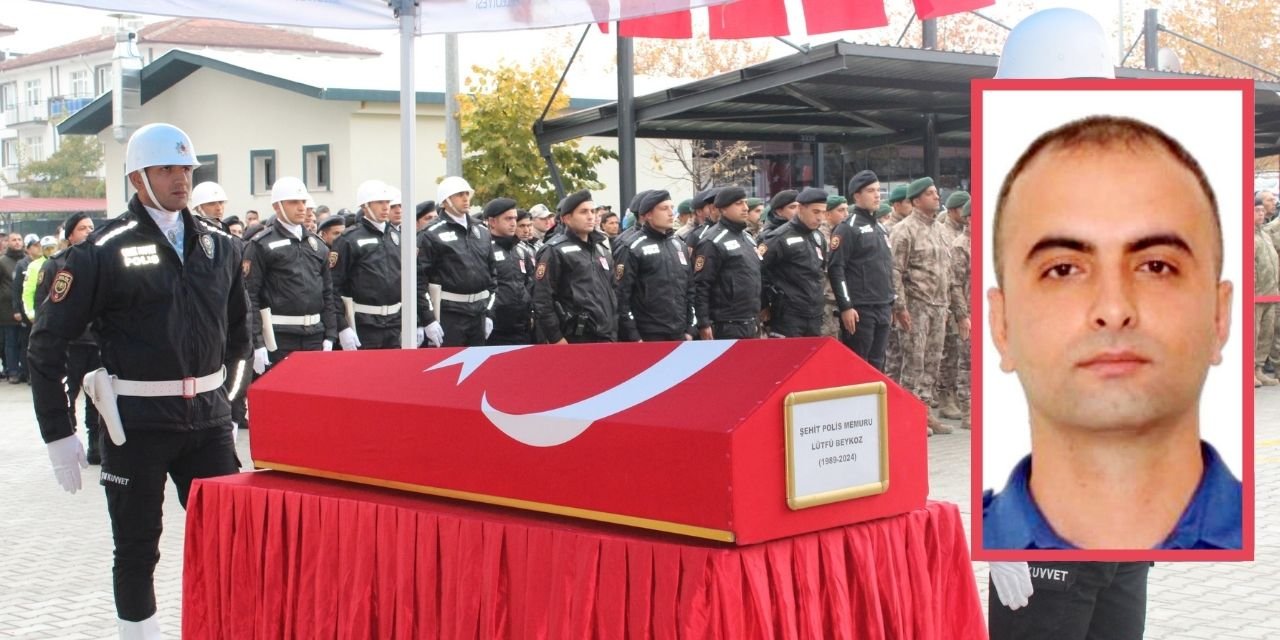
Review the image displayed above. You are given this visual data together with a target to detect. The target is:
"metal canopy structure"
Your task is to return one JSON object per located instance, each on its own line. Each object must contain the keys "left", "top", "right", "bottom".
{"left": 536, "top": 40, "right": 1280, "bottom": 160}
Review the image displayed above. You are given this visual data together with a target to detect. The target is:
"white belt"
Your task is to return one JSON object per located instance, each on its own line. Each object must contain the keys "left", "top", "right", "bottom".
{"left": 440, "top": 290, "right": 490, "bottom": 303}
{"left": 271, "top": 313, "right": 321, "bottom": 326}
{"left": 111, "top": 367, "right": 226, "bottom": 399}
{"left": 353, "top": 302, "right": 402, "bottom": 315}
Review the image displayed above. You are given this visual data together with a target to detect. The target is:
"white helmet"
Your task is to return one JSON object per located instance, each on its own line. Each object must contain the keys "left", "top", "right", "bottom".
{"left": 190, "top": 181, "right": 227, "bottom": 209}
{"left": 39, "top": 235, "right": 58, "bottom": 249}
{"left": 436, "top": 176, "right": 472, "bottom": 204}
{"left": 305, "top": 195, "right": 317, "bottom": 210}
{"left": 386, "top": 185, "right": 402, "bottom": 207}
{"left": 125, "top": 123, "right": 200, "bottom": 174}
{"left": 995, "top": 8, "right": 1115, "bottom": 80}
{"left": 356, "top": 179, "right": 390, "bottom": 206}
{"left": 271, "top": 176, "right": 309, "bottom": 204}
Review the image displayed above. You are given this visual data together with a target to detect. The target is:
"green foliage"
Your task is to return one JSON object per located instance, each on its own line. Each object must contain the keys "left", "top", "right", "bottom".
{"left": 11, "top": 135, "right": 106, "bottom": 197}
{"left": 448, "top": 58, "right": 616, "bottom": 207}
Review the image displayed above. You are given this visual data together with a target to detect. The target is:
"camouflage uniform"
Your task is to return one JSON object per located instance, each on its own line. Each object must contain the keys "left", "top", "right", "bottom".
{"left": 818, "top": 218, "right": 842, "bottom": 338}
{"left": 948, "top": 226, "right": 972, "bottom": 424}
{"left": 890, "top": 212, "right": 951, "bottom": 411}
{"left": 933, "top": 215, "right": 967, "bottom": 412}
{"left": 1256, "top": 225, "right": 1279, "bottom": 385}
{"left": 1264, "top": 218, "right": 1280, "bottom": 371}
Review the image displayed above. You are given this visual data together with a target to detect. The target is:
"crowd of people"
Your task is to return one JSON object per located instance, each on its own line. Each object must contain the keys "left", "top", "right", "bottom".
{"left": 1254, "top": 189, "right": 1280, "bottom": 388}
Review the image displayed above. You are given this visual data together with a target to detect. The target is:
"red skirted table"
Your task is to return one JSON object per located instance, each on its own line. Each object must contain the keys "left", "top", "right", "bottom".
{"left": 182, "top": 472, "right": 986, "bottom": 639}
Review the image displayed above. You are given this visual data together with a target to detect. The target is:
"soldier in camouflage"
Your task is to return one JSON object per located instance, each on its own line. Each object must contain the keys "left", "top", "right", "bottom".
{"left": 935, "top": 190, "right": 970, "bottom": 420}
{"left": 882, "top": 184, "right": 912, "bottom": 383}
{"left": 1256, "top": 196, "right": 1279, "bottom": 386}
{"left": 819, "top": 195, "right": 850, "bottom": 339}
{"left": 948, "top": 199, "right": 973, "bottom": 427}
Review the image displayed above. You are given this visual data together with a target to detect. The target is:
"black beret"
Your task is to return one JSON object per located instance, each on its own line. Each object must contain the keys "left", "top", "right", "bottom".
{"left": 483, "top": 197, "right": 518, "bottom": 219}
{"left": 629, "top": 190, "right": 652, "bottom": 214}
{"left": 638, "top": 189, "right": 671, "bottom": 215}
{"left": 714, "top": 186, "right": 747, "bottom": 209}
{"left": 693, "top": 187, "right": 720, "bottom": 209}
{"left": 222, "top": 215, "right": 243, "bottom": 228}
{"left": 416, "top": 200, "right": 437, "bottom": 219}
{"left": 318, "top": 215, "right": 345, "bottom": 231}
{"left": 64, "top": 212, "right": 89, "bottom": 240}
{"left": 796, "top": 187, "right": 828, "bottom": 206}
{"left": 557, "top": 190, "right": 592, "bottom": 215}
{"left": 847, "top": 170, "right": 879, "bottom": 196}
{"left": 769, "top": 190, "right": 798, "bottom": 210}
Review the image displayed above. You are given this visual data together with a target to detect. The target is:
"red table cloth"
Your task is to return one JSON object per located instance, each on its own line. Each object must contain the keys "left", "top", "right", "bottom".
{"left": 183, "top": 472, "right": 986, "bottom": 639}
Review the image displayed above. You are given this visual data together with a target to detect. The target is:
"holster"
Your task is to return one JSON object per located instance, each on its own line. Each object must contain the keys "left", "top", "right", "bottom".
{"left": 82, "top": 368, "right": 126, "bottom": 446}
{"left": 259, "top": 308, "right": 278, "bottom": 352}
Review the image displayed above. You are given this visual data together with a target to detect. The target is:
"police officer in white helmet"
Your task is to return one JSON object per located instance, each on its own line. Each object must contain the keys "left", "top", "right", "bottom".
{"left": 190, "top": 181, "right": 228, "bottom": 225}
{"left": 415, "top": 176, "right": 496, "bottom": 347}
{"left": 330, "top": 179, "right": 403, "bottom": 349}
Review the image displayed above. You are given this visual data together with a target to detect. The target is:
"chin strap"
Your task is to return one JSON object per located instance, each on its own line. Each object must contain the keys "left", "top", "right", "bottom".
{"left": 139, "top": 171, "right": 180, "bottom": 216}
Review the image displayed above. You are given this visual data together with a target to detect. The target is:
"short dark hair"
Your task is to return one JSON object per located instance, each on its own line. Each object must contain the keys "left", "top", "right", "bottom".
{"left": 600, "top": 211, "right": 618, "bottom": 225}
{"left": 993, "top": 115, "right": 1221, "bottom": 286}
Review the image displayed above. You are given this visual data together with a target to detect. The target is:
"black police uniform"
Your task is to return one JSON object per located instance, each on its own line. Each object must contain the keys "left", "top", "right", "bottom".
{"left": 827, "top": 206, "right": 895, "bottom": 370}
{"left": 989, "top": 562, "right": 1150, "bottom": 640}
{"left": 244, "top": 217, "right": 339, "bottom": 364}
{"left": 532, "top": 230, "right": 617, "bottom": 343}
{"left": 692, "top": 217, "right": 763, "bottom": 339}
{"left": 416, "top": 214, "right": 497, "bottom": 347}
{"left": 614, "top": 224, "right": 695, "bottom": 341}
{"left": 27, "top": 196, "right": 248, "bottom": 622}
{"left": 488, "top": 234, "right": 536, "bottom": 345}
{"left": 330, "top": 216, "right": 402, "bottom": 349}
{"left": 34, "top": 249, "right": 102, "bottom": 462}
{"left": 761, "top": 217, "right": 827, "bottom": 337}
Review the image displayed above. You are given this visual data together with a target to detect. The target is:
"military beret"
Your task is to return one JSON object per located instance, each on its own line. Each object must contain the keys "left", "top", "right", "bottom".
{"left": 962, "top": 200, "right": 972, "bottom": 219}
{"left": 637, "top": 189, "right": 672, "bottom": 215}
{"left": 483, "top": 197, "right": 518, "bottom": 218}
{"left": 693, "top": 187, "right": 720, "bottom": 209}
{"left": 906, "top": 177, "right": 935, "bottom": 200}
{"left": 876, "top": 203, "right": 892, "bottom": 218}
{"left": 557, "top": 190, "right": 592, "bottom": 215}
{"left": 826, "top": 195, "right": 847, "bottom": 210}
{"left": 945, "top": 190, "right": 971, "bottom": 210}
{"left": 769, "top": 190, "right": 798, "bottom": 210}
{"left": 746, "top": 198, "right": 764, "bottom": 209}
{"left": 629, "top": 190, "right": 652, "bottom": 214}
{"left": 714, "top": 186, "right": 747, "bottom": 209}
{"left": 63, "top": 212, "right": 89, "bottom": 240}
{"left": 888, "top": 185, "right": 908, "bottom": 204}
{"left": 677, "top": 199, "right": 694, "bottom": 215}
{"left": 318, "top": 215, "right": 346, "bottom": 231}
{"left": 847, "top": 170, "right": 879, "bottom": 196}
{"left": 796, "top": 187, "right": 829, "bottom": 206}
{"left": 416, "top": 200, "right": 437, "bottom": 219}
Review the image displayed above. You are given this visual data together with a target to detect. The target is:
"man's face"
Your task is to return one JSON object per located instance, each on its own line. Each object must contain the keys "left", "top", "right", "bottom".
{"left": 131, "top": 165, "right": 192, "bottom": 211}
{"left": 305, "top": 208, "right": 318, "bottom": 232}
{"left": 948, "top": 207, "right": 965, "bottom": 224}
{"left": 517, "top": 218, "right": 534, "bottom": 240}
{"left": 201, "top": 201, "right": 226, "bottom": 220}
{"left": 563, "top": 202, "right": 597, "bottom": 236}
{"left": 1263, "top": 191, "right": 1277, "bottom": 215}
{"left": 827, "top": 203, "right": 849, "bottom": 227}
{"left": 796, "top": 203, "right": 825, "bottom": 230}
{"left": 747, "top": 205, "right": 764, "bottom": 224}
{"left": 648, "top": 201, "right": 676, "bottom": 232}
{"left": 246, "top": 211, "right": 260, "bottom": 225}
{"left": 533, "top": 216, "right": 553, "bottom": 233}
{"left": 275, "top": 199, "right": 309, "bottom": 226}
{"left": 69, "top": 218, "right": 94, "bottom": 245}
{"left": 892, "top": 200, "right": 912, "bottom": 216}
{"left": 26, "top": 243, "right": 40, "bottom": 258}
{"left": 1256, "top": 204, "right": 1267, "bottom": 227}
{"left": 853, "top": 182, "right": 881, "bottom": 210}
{"left": 779, "top": 201, "right": 800, "bottom": 220}
{"left": 911, "top": 186, "right": 941, "bottom": 216}
{"left": 321, "top": 223, "right": 345, "bottom": 246}
{"left": 720, "top": 199, "right": 749, "bottom": 224}
{"left": 487, "top": 209, "right": 517, "bottom": 238}
{"left": 447, "top": 192, "right": 472, "bottom": 215}
{"left": 989, "top": 145, "right": 1230, "bottom": 434}
{"left": 601, "top": 215, "right": 620, "bottom": 237}
{"left": 389, "top": 204, "right": 402, "bottom": 226}
{"left": 364, "top": 200, "right": 390, "bottom": 222}
{"left": 7, "top": 233, "right": 20, "bottom": 251}
{"left": 228, "top": 223, "right": 244, "bottom": 238}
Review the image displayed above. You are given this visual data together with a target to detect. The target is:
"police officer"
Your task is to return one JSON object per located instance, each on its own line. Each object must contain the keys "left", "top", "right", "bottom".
{"left": 244, "top": 177, "right": 338, "bottom": 375}
{"left": 692, "top": 186, "right": 763, "bottom": 339}
{"left": 759, "top": 189, "right": 799, "bottom": 240}
{"left": 612, "top": 189, "right": 652, "bottom": 252}
{"left": 330, "top": 179, "right": 402, "bottom": 350}
{"left": 415, "top": 200, "right": 437, "bottom": 233}
{"left": 761, "top": 187, "right": 828, "bottom": 338}
{"left": 615, "top": 190, "right": 695, "bottom": 342}
{"left": 317, "top": 214, "right": 345, "bottom": 248}
{"left": 681, "top": 187, "right": 720, "bottom": 248}
{"left": 828, "top": 170, "right": 894, "bottom": 371}
{"left": 532, "top": 190, "right": 617, "bottom": 343}
{"left": 484, "top": 198, "right": 536, "bottom": 345}
{"left": 190, "top": 181, "right": 228, "bottom": 225}
{"left": 416, "top": 176, "right": 495, "bottom": 348}
{"left": 28, "top": 123, "right": 247, "bottom": 638}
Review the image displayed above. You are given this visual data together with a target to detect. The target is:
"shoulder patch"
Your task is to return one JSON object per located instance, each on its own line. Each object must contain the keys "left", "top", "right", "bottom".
{"left": 756, "top": 243, "right": 768, "bottom": 258}
{"left": 694, "top": 255, "right": 706, "bottom": 272}
{"left": 615, "top": 263, "right": 625, "bottom": 282}
{"left": 328, "top": 251, "right": 339, "bottom": 269}
{"left": 535, "top": 261, "right": 548, "bottom": 280}
{"left": 829, "top": 235, "right": 841, "bottom": 251}
{"left": 242, "top": 259, "right": 252, "bottom": 278}
{"left": 50, "top": 270, "right": 73, "bottom": 303}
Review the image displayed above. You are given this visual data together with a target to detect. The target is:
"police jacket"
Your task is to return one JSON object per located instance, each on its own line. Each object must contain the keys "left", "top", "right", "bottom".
{"left": 28, "top": 196, "right": 250, "bottom": 442}
{"left": 759, "top": 211, "right": 788, "bottom": 241}
{"left": 827, "top": 207, "right": 895, "bottom": 309}
{"left": 0, "top": 246, "right": 22, "bottom": 324}
{"left": 34, "top": 248, "right": 95, "bottom": 346}
{"left": 491, "top": 234, "right": 535, "bottom": 336}
{"left": 761, "top": 217, "right": 827, "bottom": 320}
{"left": 681, "top": 219, "right": 713, "bottom": 249}
{"left": 691, "top": 217, "right": 762, "bottom": 327}
{"left": 416, "top": 214, "right": 497, "bottom": 325}
{"left": 244, "top": 217, "right": 339, "bottom": 346}
{"left": 614, "top": 225, "right": 695, "bottom": 340}
{"left": 532, "top": 230, "right": 617, "bottom": 343}
{"left": 330, "top": 216, "right": 402, "bottom": 330}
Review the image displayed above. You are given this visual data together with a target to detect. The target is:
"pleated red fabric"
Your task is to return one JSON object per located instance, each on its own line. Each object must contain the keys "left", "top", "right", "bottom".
{"left": 183, "top": 473, "right": 986, "bottom": 639}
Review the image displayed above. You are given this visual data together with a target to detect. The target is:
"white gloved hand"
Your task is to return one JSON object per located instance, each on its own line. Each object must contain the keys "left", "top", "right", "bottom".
{"left": 425, "top": 321, "right": 444, "bottom": 347}
{"left": 990, "top": 562, "right": 1034, "bottom": 611}
{"left": 252, "top": 347, "right": 269, "bottom": 375}
{"left": 484, "top": 317, "right": 493, "bottom": 339}
{"left": 339, "top": 327, "right": 361, "bottom": 351}
{"left": 231, "top": 422, "right": 239, "bottom": 444}
{"left": 47, "top": 435, "right": 88, "bottom": 494}
{"left": 322, "top": 339, "right": 333, "bottom": 352}
{"left": 416, "top": 326, "right": 427, "bottom": 347}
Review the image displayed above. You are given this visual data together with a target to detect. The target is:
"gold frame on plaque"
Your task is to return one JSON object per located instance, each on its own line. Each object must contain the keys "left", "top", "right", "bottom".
{"left": 784, "top": 382, "right": 890, "bottom": 510}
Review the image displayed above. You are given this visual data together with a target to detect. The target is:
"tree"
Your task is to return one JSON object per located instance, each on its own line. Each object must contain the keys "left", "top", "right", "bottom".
{"left": 449, "top": 57, "right": 616, "bottom": 207}
{"left": 631, "top": 38, "right": 769, "bottom": 79}
{"left": 649, "top": 139, "right": 756, "bottom": 192}
{"left": 1159, "top": 0, "right": 1280, "bottom": 80}
{"left": 7, "top": 135, "right": 105, "bottom": 197}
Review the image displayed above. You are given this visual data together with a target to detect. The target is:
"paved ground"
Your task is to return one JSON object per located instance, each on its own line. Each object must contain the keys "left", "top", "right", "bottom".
{"left": 0, "top": 380, "right": 1276, "bottom": 638}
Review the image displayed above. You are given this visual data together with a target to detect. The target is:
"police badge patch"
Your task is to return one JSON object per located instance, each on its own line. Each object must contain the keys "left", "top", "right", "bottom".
{"left": 308, "top": 237, "right": 319, "bottom": 252}
{"left": 829, "top": 235, "right": 841, "bottom": 251}
{"left": 694, "top": 255, "right": 706, "bottom": 272}
{"left": 328, "top": 251, "right": 338, "bottom": 269}
{"left": 50, "top": 270, "right": 73, "bottom": 303}
{"left": 242, "top": 259, "right": 252, "bottom": 278}
{"left": 535, "top": 262, "right": 548, "bottom": 280}
{"left": 615, "top": 263, "right": 625, "bottom": 282}
{"left": 200, "top": 235, "right": 215, "bottom": 259}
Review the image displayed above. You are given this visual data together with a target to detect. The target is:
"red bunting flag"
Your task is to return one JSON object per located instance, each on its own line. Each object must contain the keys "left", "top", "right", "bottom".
{"left": 913, "top": 0, "right": 995, "bottom": 21}
{"left": 801, "top": 0, "right": 889, "bottom": 35}
{"left": 708, "top": 0, "right": 790, "bottom": 39}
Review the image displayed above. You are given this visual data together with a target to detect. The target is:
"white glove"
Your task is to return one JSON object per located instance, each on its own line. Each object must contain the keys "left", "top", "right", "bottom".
{"left": 416, "top": 326, "right": 427, "bottom": 347}
{"left": 252, "top": 347, "right": 269, "bottom": 375}
{"left": 339, "top": 327, "right": 361, "bottom": 351}
{"left": 990, "top": 562, "right": 1034, "bottom": 611}
{"left": 47, "top": 435, "right": 88, "bottom": 494}
{"left": 322, "top": 339, "right": 333, "bottom": 352}
{"left": 425, "top": 321, "right": 444, "bottom": 347}
{"left": 484, "top": 317, "right": 493, "bottom": 339}
{"left": 231, "top": 421, "right": 239, "bottom": 444}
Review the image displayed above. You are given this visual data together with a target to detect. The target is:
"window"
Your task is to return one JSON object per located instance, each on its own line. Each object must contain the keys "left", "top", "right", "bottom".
{"left": 1, "top": 139, "right": 18, "bottom": 167}
{"left": 250, "top": 149, "right": 275, "bottom": 195}
{"left": 194, "top": 154, "right": 218, "bottom": 185}
{"left": 94, "top": 65, "right": 112, "bottom": 96}
{"left": 70, "top": 70, "right": 90, "bottom": 98}
{"left": 0, "top": 83, "right": 14, "bottom": 111}
{"left": 302, "top": 144, "right": 330, "bottom": 191}
{"left": 24, "top": 79, "right": 41, "bottom": 106}
{"left": 23, "top": 136, "right": 43, "bottom": 162}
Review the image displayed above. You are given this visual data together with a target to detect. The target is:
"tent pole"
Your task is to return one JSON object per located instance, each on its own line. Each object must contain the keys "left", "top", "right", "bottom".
{"left": 617, "top": 33, "right": 636, "bottom": 213}
{"left": 398, "top": 0, "right": 419, "bottom": 348}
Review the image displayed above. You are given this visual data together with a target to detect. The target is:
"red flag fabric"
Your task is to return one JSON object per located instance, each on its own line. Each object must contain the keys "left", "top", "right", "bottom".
{"left": 801, "top": 0, "right": 889, "bottom": 35}
{"left": 913, "top": 0, "right": 995, "bottom": 21}
{"left": 708, "top": 0, "right": 789, "bottom": 39}
{"left": 620, "top": 9, "right": 694, "bottom": 38}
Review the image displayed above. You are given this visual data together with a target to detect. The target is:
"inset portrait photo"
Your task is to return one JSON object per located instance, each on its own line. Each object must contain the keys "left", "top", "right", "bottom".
{"left": 972, "top": 80, "right": 1253, "bottom": 561}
